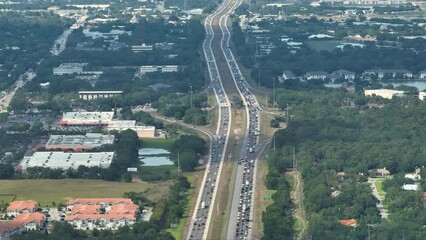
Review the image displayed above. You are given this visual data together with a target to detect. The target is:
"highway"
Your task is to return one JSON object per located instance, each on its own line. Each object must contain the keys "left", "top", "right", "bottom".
{"left": 186, "top": 1, "right": 233, "bottom": 239}
{"left": 187, "top": 0, "right": 263, "bottom": 239}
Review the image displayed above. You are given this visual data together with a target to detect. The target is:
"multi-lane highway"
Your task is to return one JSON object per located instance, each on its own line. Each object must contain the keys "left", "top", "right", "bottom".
{"left": 186, "top": 1, "right": 233, "bottom": 239}
{"left": 187, "top": 0, "right": 264, "bottom": 239}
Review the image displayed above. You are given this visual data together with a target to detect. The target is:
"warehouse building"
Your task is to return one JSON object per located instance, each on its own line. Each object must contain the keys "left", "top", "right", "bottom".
{"left": 45, "top": 133, "right": 115, "bottom": 151}
{"left": 18, "top": 152, "right": 114, "bottom": 171}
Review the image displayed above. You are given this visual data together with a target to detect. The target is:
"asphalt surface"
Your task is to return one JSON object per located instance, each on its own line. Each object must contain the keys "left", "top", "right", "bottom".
{"left": 187, "top": 0, "right": 264, "bottom": 239}
{"left": 186, "top": 1, "right": 234, "bottom": 239}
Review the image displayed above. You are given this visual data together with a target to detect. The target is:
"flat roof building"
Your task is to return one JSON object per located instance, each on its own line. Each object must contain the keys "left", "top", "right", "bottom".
{"left": 59, "top": 111, "right": 114, "bottom": 126}
{"left": 53, "top": 63, "right": 88, "bottom": 75}
{"left": 107, "top": 120, "right": 155, "bottom": 138}
{"left": 131, "top": 44, "right": 153, "bottom": 52}
{"left": 45, "top": 133, "right": 115, "bottom": 151}
{"left": 364, "top": 89, "right": 405, "bottom": 99}
{"left": 138, "top": 65, "right": 179, "bottom": 75}
{"left": 78, "top": 91, "right": 123, "bottom": 100}
{"left": 19, "top": 151, "right": 114, "bottom": 171}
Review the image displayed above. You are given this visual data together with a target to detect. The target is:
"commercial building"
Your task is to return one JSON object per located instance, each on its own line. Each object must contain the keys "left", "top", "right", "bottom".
{"left": 6, "top": 200, "right": 37, "bottom": 217}
{"left": 53, "top": 63, "right": 88, "bottom": 75}
{"left": 18, "top": 152, "right": 114, "bottom": 171}
{"left": 107, "top": 120, "right": 156, "bottom": 138}
{"left": 45, "top": 133, "right": 115, "bottom": 151}
{"left": 78, "top": 91, "right": 123, "bottom": 100}
{"left": 131, "top": 44, "right": 153, "bottom": 52}
{"left": 364, "top": 89, "right": 405, "bottom": 99}
{"left": 138, "top": 65, "right": 179, "bottom": 75}
{"left": 59, "top": 111, "right": 114, "bottom": 126}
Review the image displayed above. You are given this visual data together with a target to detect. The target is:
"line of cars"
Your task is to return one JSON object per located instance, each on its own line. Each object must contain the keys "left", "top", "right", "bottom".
{"left": 219, "top": 0, "right": 261, "bottom": 238}
{"left": 187, "top": 1, "right": 232, "bottom": 239}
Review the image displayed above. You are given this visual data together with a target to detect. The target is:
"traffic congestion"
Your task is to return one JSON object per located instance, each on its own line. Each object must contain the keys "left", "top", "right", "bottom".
{"left": 219, "top": 0, "right": 262, "bottom": 239}
{"left": 188, "top": 0, "right": 262, "bottom": 238}
{"left": 187, "top": 1, "right": 232, "bottom": 239}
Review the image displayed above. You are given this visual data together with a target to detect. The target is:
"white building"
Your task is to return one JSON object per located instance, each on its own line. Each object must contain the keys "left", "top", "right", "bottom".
{"left": 364, "top": 89, "right": 405, "bottom": 99}
{"left": 53, "top": 63, "right": 88, "bottom": 75}
{"left": 419, "top": 92, "right": 426, "bottom": 101}
{"left": 304, "top": 71, "right": 330, "bottom": 80}
{"left": 363, "top": 69, "right": 413, "bottom": 79}
{"left": 45, "top": 133, "right": 115, "bottom": 151}
{"left": 78, "top": 91, "right": 123, "bottom": 100}
{"left": 66, "top": 213, "right": 136, "bottom": 230}
{"left": 138, "top": 65, "right": 179, "bottom": 75}
{"left": 131, "top": 44, "right": 153, "bottom": 52}
{"left": 19, "top": 152, "right": 114, "bottom": 171}
{"left": 402, "top": 183, "right": 420, "bottom": 191}
{"left": 59, "top": 111, "right": 114, "bottom": 126}
{"left": 331, "top": 69, "right": 356, "bottom": 80}
{"left": 107, "top": 120, "right": 156, "bottom": 138}
{"left": 419, "top": 70, "right": 426, "bottom": 79}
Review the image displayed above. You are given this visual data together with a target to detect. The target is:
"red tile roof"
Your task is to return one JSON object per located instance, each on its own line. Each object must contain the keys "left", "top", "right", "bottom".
{"left": 67, "top": 198, "right": 133, "bottom": 206}
{"left": 423, "top": 192, "right": 426, "bottom": 199}
{"left": 338, "top": 219, "right": 357, "bottom": 226}
{"left": 13, "top": 212, "right": 45, "bottom": 225}
{"left": 71, "top": 204, "right": 100, "bottom": 215}
{"left": 0, "top": 222, "right": 22, "bottom": 234}
{"left": 66, "top": 213, "right": 136, "bottom": 221}
{"left": 108, "top": 204, "right": 138, "bottom": 214}
{"left": 6, "top": 200, "right": 37, "bottom": 212}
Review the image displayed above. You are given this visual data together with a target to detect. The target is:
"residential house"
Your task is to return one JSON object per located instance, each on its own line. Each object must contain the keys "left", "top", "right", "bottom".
{"left": 338, "top": 218, "right": 357, "bottom": 227}
{"left": 363, "top": 69, "right": 413, "bottom": 80}
{"left": 13, "top": 212, "right": 46, "bottom": 231}
{"left": 0, "top": 222, "right": 23, "bottom": 240}
{"left": 423, "top": 192, "right": 426, "bottom": 200}
{"left": 370, "top": 168, "right": 390, "bottom": 177}
{"left": 304, "top": 71, "right": 330, "bottom": 80}
{"left": 6, "top": 200, "right": 37, "bottom": 217}
{"left": 66, "top": 213, "right": 136, "bottom": 230}
{"left": 281, "top": 71, "right": 296, "bottom": 81}
{"left": 419, "top": 70, "right": 426, "bottom": 79}
{"left": 331, "top": 69, "right": 356, "bottom": 81}
{"left": 65, "top": 198, "right": 139, "bottom": 230}
{"left": 67, "top": 198, "right": 134, "bottom": 211}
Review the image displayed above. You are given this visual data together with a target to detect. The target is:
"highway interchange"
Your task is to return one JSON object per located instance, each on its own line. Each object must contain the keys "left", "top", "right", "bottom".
{"left": 188, "top": 0, "right": 263, "bottom": 239}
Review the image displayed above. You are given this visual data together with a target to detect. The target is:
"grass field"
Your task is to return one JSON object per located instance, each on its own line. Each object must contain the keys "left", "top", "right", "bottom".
{"left": 374, "top": 181, "right": 386, "bottom": 197}
{"left": 0, "top": 179, "right": 172, "bottom": 207}
{"left": 140, "top": 138, "right": 174, "bottom": 149}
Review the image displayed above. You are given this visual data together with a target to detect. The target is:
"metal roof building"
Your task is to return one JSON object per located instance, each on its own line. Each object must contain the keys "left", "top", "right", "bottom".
{"left": 45, "top": 133, "right": 115, "bottom": 151}
{"left": 19, "top": 152, "right": 114, "bottom": 171}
